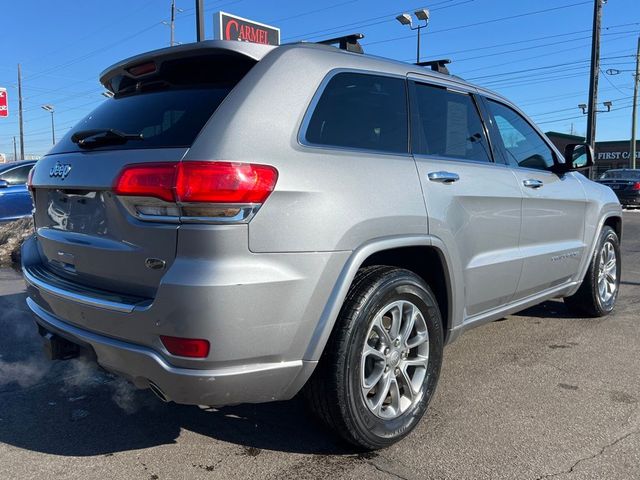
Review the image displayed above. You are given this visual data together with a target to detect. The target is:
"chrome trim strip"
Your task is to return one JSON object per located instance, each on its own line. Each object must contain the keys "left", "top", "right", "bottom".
{"left": 23, "top": 266, "right": 137, "bottom": 313}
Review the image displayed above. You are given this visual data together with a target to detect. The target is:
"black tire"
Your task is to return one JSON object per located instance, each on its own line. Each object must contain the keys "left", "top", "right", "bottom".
{"left": 304, "top": 266, "right": 444, "bottom": 450}
{"left": 564, "top": 226, "right": 621, "bottom": 317}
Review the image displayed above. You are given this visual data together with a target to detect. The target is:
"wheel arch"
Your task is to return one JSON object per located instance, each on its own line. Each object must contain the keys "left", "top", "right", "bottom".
{"left": 303, "top": 235, "right": 458, "bottom": 363}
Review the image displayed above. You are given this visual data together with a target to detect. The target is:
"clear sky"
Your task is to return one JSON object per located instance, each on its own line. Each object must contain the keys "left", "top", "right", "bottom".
{"left": 0, "top": 0, "right": 638, "bottom": 158}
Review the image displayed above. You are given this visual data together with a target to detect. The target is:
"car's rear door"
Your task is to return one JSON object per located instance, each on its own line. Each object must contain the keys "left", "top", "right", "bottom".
{"left": 480, "top": 96, "right": 587, "bottom": 299}
{"left": 408, "top": 76, "right": 523, "bottom": 318}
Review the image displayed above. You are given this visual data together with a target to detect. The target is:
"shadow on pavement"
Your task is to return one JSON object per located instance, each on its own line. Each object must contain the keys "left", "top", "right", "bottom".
{"left": 512, "top": 299, "right": 581, "bottom": 319}
{"left": 0, "top": 290, "right": 351, "bottom": 457}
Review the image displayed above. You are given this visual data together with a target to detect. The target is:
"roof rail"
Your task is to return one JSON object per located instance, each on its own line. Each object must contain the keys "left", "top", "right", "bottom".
{"left": 317, "top": 33, "right": 365, "bottom": 54}
{"left": 416, "top": 59, "right": 452, "bottom": 75}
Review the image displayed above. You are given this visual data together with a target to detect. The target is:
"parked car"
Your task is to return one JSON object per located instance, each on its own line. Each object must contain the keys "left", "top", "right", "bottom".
{"left": 597, "top": 168, "right": 640, "bottom": 208}
{"left": 22, "top": 38, "right": 622, "bottom": 450}
{"left": 0, "top": 160, "right": 36, "bottom": 223}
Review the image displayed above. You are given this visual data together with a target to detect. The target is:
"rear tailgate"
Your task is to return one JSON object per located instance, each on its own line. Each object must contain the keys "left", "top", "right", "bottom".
{"left": 30, "top": 149, "right": 184, "bottom": 298}
{"left": 26, "top": 41, "right": 274, "bottom": 299}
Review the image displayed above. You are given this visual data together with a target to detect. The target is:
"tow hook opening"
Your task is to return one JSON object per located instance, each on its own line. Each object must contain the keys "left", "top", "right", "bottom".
{"left": 38, "top": 327, "right": 80, "bottom": 361}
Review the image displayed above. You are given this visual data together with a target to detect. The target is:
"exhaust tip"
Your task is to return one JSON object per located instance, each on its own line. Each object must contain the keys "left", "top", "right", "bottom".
{"left": 148, "top": 380, "right": 170, "bottom": 403}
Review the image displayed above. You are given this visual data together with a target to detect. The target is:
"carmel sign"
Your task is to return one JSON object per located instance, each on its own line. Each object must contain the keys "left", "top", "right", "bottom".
{"left": 213, "top": 11, "right": 280, "bottom": 46}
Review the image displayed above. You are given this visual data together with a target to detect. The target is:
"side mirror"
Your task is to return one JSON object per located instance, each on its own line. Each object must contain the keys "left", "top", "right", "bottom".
{"left": 555, "top": 143, "right": 594, "bottom": 173}
{"left": 0, "top": 179, "right": 9, "bottom": 188}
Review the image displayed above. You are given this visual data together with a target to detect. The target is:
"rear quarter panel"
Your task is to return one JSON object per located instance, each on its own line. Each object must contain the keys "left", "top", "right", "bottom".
{"left": 185, "top": 46, "right": 427, "bottom": 253}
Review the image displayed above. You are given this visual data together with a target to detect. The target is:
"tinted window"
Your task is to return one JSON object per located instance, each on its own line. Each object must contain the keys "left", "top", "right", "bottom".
{"left": 600, "top": 170, "right": 640, "bottom": 180}
{"left": 411, "top": 82, "right": 491, "bottom": 162}
{"left": 52, "top": 88, "right": 231, "bottom": 153}
{"left": 486, "top": 100, "right": 555, "bottom": 170}
{"left": 0, "top": 165, "right": 33, "bottom": 185}
{"left": 305, "top": 73, "right": 408, "bottom": 154}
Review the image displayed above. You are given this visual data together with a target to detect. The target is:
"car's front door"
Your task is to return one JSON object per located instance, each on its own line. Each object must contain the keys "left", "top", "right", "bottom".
{"left": 481, "top": 97, "right": 587, "bottom": 300}
{"left": 408, "top": 78, "right": 523, "bottom": 319}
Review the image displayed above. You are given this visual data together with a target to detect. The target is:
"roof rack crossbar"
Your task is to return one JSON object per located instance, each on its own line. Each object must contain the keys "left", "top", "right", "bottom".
{"left": 317, "top": 33, "right": 365, "bottom": 54}
{"left": 416, "top": 59, "right": 452, "bottom": 75}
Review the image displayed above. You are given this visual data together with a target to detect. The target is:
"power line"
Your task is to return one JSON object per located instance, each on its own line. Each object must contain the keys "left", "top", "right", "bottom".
{"left": 364, "top": 1, "right": 592, "bottom": 47}
{"left": 282, "top": 0, "right": 472, "bottom": 42}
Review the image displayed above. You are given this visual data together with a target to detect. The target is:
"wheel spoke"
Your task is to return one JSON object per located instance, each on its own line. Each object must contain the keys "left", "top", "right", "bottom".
{"left": 387, "top": 377, "right": 402, "bottom": 415}
{"left": 400, "top": 305, "right": 417, "bottom": 345}
{"left": 389, "top": 305, "right": 402, "bottom": 340}
{"left": 370, "top": 373, "right": 392, "bottom": 415}
{"left": 403, "top": 356, "right": 429, "bottom": 368}
{"left": 371, "top": 314, "right": 392, "bottom": 347}
{"left": 397, "top": 366, "right": 416, "bottom": 400}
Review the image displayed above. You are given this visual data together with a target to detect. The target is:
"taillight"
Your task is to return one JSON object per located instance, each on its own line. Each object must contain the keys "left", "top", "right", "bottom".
{"left": 160, "top": 335, "right": 210, "bottom": 358}
{"left": 114, "top": 162, "right": 177, "bottom": 202}
{"left": 176, "top": 162, "right": 278, "bottom": 203}
{"left": 27, "top": 167, "right": 35, "bottom": 191}
{"left": 633, "top": 182, "right": 640, "bottom": 191}
{"left": 113, "top": 161, "right": 278, "bottom": 223}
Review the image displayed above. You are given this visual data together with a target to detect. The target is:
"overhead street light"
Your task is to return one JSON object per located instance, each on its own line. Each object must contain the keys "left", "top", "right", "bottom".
{"left": 578, "top": 101, "right": 612, "bottom": 114}
{"left": 41, "top": 104, "right": 55, "bottom": 145}
{"left": 395, "top": 8, "right": 430, "bottom": 63}
{"left": 395, "top": 13, "right": 412, "bottom": 26}
{"left": 101, "top": 91, "right": 114, "bottom": 98}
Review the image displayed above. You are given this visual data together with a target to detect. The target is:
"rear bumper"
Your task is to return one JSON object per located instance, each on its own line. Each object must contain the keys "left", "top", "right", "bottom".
{"left": 608, "top": 188, "right": 640, "bottom": 205}
{"left": 27, "top": 297, "right": 315, "bottom": 406}
{"left": 21, "top": 233, "right": 349, "bottom": 406}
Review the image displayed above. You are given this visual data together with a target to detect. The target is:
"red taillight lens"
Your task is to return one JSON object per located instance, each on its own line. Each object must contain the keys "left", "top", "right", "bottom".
{"left": 175, "top": 162, "right": 278, "bottom": 203}
{"left": 127, "top": 62, "right": 157, "bottom": 76}
{"left": 114, "top": 161, "right": 278, "bottom": 205}
{"left": 27, "top": 167, "right": 35, "bottom": 191}
{"left": 114, "top": 163, "right": 178, "bottom": 202}
{"left": 633, "top": 182, "right": 640, "bottom": 191}
{"left": 160, "top": 335, "right": 210, "bottom": 358}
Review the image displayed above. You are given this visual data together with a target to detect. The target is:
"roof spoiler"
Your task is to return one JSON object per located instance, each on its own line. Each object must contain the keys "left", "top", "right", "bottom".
{"left": 317, "top": 33, "right": 365, "bottom": 54}
{"left": 416, "top": 59, "right": 452, "bottom": 75}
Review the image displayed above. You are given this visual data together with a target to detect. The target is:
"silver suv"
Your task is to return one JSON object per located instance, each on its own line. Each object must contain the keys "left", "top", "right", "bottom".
{"left": 22, "top": 38, "right": 622, "bottom": 449}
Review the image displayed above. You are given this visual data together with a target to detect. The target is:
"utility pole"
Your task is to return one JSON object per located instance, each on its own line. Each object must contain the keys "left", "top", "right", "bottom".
{"left": 195, "top": 0, "right": 205, "bottom": 42}
{"left": 12, "top": 136, "right": 17, "bottom": 162}
{"left": 170, "top": 0, "right": 176, "bottom": 46}
{"left": 586, "top": 0, "right": 604, "bottom": 173}
{"left": 17, "top": 63, "right": 24, "bottom": 160}
{"left": 631, "top": 35, "right": 639, "bottom": 169}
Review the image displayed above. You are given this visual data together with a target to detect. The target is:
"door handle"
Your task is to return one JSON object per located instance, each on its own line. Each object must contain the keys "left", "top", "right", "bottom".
{"left": 523, "top": 179, "right": 544, "bottom": 189}
{"left": 428, "top": 171, "right": 460, "bottom": 183}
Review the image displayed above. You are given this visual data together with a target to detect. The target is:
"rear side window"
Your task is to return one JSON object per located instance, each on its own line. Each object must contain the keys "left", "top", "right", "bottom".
{"left": 304, "top": 72, "right": 408, "bottom": 154}
{"left": 410, "top": 82, "right": 491, "bottom": 163}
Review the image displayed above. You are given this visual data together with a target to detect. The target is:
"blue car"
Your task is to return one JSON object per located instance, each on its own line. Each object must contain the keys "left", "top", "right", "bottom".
{"left": 0, "top": 160, "right": 37, "bottom": 223}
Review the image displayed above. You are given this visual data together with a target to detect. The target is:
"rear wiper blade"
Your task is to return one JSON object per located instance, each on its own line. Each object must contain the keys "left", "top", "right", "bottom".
{"left": 71, "top": 129, "right": 143, "bottom": 148}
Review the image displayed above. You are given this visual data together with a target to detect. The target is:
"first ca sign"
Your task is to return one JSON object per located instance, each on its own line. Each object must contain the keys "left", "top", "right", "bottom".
{"left": 0, "top": 88, "right": 8, "bottom": 118}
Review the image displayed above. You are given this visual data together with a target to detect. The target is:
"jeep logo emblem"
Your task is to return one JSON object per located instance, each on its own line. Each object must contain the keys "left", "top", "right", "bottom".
{"left": 49, "top": 162, "right": 72, "bottom": 180}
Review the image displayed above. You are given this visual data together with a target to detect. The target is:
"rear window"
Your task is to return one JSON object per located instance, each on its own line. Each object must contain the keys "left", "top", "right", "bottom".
{"left": 51, "top": 53, "right": 256, "bottom": 154}
{"left": 52, "top": 88, "right": 230, "bottom": 153}
{"left": 304, "top": 72, "right": 408, "bottom": 154}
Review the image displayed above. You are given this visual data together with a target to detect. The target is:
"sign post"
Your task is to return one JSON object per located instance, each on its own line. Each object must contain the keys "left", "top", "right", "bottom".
{"left": 0, "top": 88, "right": 8, "bottom": 118}
{"left": 213, "top": 11, "right": 280, "bottom": 46}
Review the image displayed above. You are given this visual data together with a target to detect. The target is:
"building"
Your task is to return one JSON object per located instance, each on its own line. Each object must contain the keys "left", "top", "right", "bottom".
{"left": 545, "top": 131, "right": 640, "bottom": 177}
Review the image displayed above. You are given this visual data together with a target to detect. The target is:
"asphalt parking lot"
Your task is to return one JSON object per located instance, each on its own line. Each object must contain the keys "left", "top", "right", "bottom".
{"left": 1, "top": 212, "right": 639, "bottom": 480}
